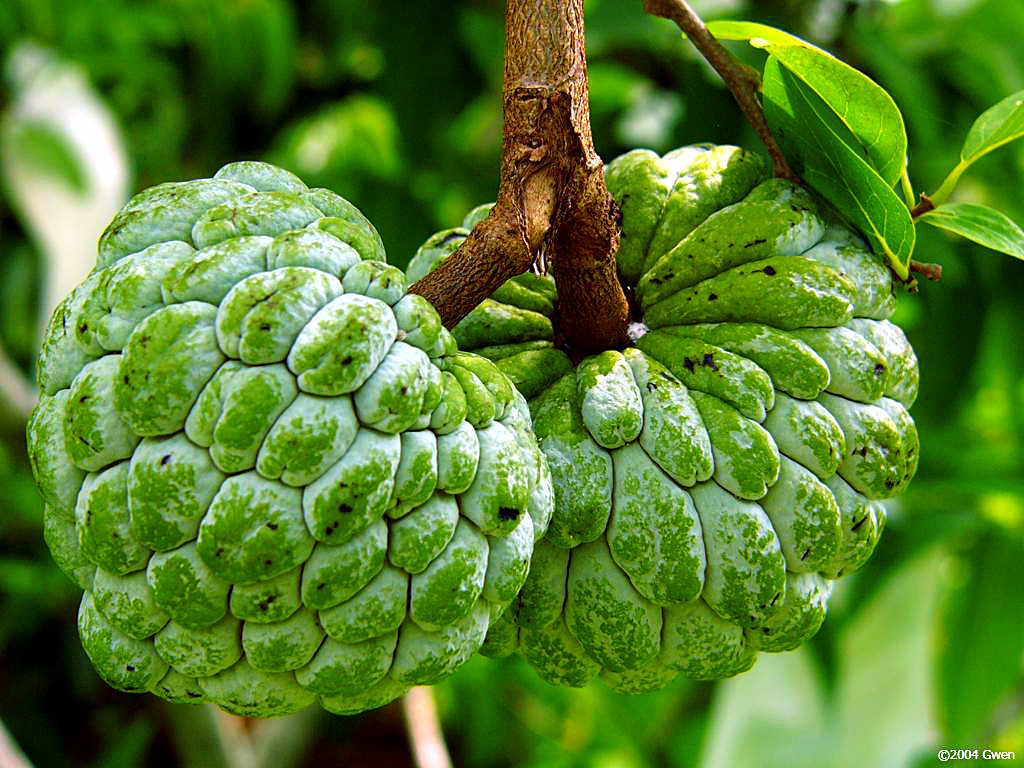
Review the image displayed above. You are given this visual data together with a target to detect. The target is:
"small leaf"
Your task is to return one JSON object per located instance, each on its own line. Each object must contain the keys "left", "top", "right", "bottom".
{"left": 762, "top": 57, "right": 914, "bottom": 279}
{"left": 930, "top": 91, "right": 1024, "bottom": 204}
{"left": 919, "top": 202, "right": 1024, "bottom": 261}
{"left": 707, "top": 20, "right": 907, "bottom": 186}
{"left": 961, "top": 89, "right": 1024, "bottom": 166}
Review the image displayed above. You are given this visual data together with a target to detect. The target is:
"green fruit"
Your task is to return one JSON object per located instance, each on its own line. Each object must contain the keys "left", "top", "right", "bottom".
{"left": 410, "top": 144, "right": 919, "bottom": 693}
{"left": 28, "top": 161, "right": 553, "bottom": 718}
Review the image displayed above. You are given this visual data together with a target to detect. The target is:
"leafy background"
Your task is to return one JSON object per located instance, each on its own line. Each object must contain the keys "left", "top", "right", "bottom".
{"left": 0, "top": 0, "right": 1022, "bottom": 766}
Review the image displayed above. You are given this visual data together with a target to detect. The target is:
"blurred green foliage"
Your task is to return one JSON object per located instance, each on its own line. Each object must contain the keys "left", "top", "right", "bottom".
{"left": 0, "top": 1, "right": 1022, "bottom": 766}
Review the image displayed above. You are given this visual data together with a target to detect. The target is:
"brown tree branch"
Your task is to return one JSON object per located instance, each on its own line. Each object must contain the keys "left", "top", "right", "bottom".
{"left": 643, "top": 0, "right": 799, "bottom": 183}
{"left": 410, "top": 0, "right": 629, "bottom": 354}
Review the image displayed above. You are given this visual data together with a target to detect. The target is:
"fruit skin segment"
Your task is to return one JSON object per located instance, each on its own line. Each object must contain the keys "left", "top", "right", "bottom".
{"left": 27, "top": 161, "right": 554, "bottom": 718}
{"left": 413, "top": 143, "right": 920, "bottom": 694}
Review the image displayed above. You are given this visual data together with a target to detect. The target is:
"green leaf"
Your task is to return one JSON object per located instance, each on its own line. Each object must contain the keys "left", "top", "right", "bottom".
{"left": 1, "top": 119, "right": 88, "bottom": 194}
{"left": 707, "top": 20, "right": 907, "bottom": 186}
{"left": 936, "top": 532, "right": 1024, "bottom": 743}
{"left": 919, "top": 203, "right": 1024, "bottom": 261}
{"left": 762, "top": 56, "right": 915, "bottom": 279}
{"left": 961, "top": 90, "right": 1024, "bottom": 166}
{"left": 931, "top": 91, "right": 1024, "bottom": 204}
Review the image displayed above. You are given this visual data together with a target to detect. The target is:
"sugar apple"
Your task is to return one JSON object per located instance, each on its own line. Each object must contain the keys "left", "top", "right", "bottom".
{"left": 26, "top": 161, "right": 553, "bottom": 717}
{"left": 407, "top": 144, "right": 919, "bottom": 693}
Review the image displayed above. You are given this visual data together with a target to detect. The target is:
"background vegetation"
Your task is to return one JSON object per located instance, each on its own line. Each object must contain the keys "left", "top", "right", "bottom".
{"left": 0, "top": 1, "right": 1021, "bottom": 766}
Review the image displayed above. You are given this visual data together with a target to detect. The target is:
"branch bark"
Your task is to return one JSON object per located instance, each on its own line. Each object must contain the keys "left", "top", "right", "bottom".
{"left": 409, "top": 0, "right": 629, "bottom": 354}
{"left": 643, "top": 0, "right": 799, "bottom": 183}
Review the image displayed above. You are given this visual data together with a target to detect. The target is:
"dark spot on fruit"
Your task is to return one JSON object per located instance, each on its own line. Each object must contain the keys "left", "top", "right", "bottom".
{"left": 337, "top": 504, "right": 352, "bottom": 515}
{"left": 259, "top": 323, "right": 271, "bottom": 331}
{"left": 770, "top": 592, "right": 781, "bottom": 607}
{"left": 763, "top": 265, "right": 776, "bottom": 276}
{"left": 498, "top": 507, "right": 519, "bottom": 522}
{"left": 683, "top": 357, "right": 695, "bottom": 373}
{"left": 708, "top": 293, "right": 718, "bottom": 301}
{"left": 215, "top": 548, "right": 224, "bottom": 557}
{"left": 401, "top": 386, "right": 408, "bottom": 395}
{"left": 187, "top": 692, "right": 202, "bottom": 699}
{"left": 854, "top": 446, "right": 868, "bottom": 457}
{"left": 649, "top": 277, "right": 662, "bottom": 285}
{"left": 800, "top": 548, "right": 810, "bottom": 561}
{"left": 851, "top": 516, "right": 867, "bottom": 532}
{"left": 266, "top": 522, "right": 278, "bottom": 530}
{"left": 646, "top": 382, "right": 658, "bottom": 392}
{"left": 160, "top": 454, "right": 171, "bottom": 466}
{"left": 123, "top": 375, "right": 130, "bottom": 384}
{"left": 78, "top": 323, "right": 89, "bottom": 334}
{"left": 263, "top": 559, "right": 272, "bottom": 567}
{"left": 744, "top": 239, "right": 767, "bottom": 248}
{"left": 341, "top": 356, "right": 353, "bottom": 366}
{"left": 658, "top": 371, "right": 675, "bottom": 383}
{"left": 874, "top": 363, "right": 886, "bottom": 377}
{"left": 662, "top": 272, "right": 674, "bottom": 281}
{"left": 884, "top": 479, "right": 895, "bottom": 489}
{"left": 316, "top": 583, "right": 325, "bottom": 590}
{"left": 125, "top": 664, "right": 135, "bottom": 672}
{"left": 79, "top": 395, "right": 90, "bottom": 403}
{"left": 701, "top": 353, "right": 718, "bottom": 371}
{"left": 762, "top": 627, "right": 771, "bottom": 634}
{"left": 258, "top": 595, "right": 277, "bottom": 611}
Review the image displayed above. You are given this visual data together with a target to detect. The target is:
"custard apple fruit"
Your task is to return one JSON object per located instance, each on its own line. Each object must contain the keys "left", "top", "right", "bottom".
{"left": 408, "top": 144, "right": 919, "bottom": 693}
{"left": 27, "top": 161, "right": 553, "bottom": 717}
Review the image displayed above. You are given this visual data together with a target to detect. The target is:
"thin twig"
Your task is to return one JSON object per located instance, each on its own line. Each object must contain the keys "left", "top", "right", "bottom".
{"left": 410, "top": 0, "right": 629, "bottom": 353}
{"left": 402, "top": 687, "right": 453, "bottom": 768}
{"left": 210, "top": 709, "right": 257, "bottom": 768}
{"left": 910, "top": 195, "right": 935, "bottom": 219}
{"left": 909, "top": 260, "right": 942, "bottom": 281}
{"left": 0, "top": 719, "right": 34, "bottom": 768}
{"left": 643, "top": 0, "right": 799, "bottom": 182}
{"left": 0, "top": 341, "right": 36, "bottom": 424}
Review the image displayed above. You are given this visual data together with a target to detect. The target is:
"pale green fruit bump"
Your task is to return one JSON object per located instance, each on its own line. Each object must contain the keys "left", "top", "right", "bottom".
{"left": 286, "top": 292, "right": 397, "bottom": 396}
{"left": 689, "top": 481, "right": 786, "bottom": 628}
{"left": 197, "top": 472, "right": 313, "bottom": 584}
{"left": 154, "top": 615, "right": 242, "bottom": 677}
{"left": 762, "top": 392, "right": 845, "bottom": 480}
{"left": 215, "top": 266, "right": 342, "bottom": 364}
{"left": 606, "top": 442, "right": 705, "bottom": 606}
{"left": 576, "top": 351, "right": 644, "bottom": 449}
{"left": 79, "top": 591, "right": 169, "bottom": 693}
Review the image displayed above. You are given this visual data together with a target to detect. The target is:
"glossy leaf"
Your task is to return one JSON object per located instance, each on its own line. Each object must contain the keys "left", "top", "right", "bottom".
{"left": 707, "top": 20, "right": 907, "bottom": 186}
{"left": 961, "top": 90, "right": 1024, "bottom": 166}
{"left": 932, "top": 90, "right": 1024, "bottom": 204}
{"left": 762, "top": 56, "right": 915, "bottom": 279}
{"left": 919, "top": 202, "right": 1024, "bottom": 261}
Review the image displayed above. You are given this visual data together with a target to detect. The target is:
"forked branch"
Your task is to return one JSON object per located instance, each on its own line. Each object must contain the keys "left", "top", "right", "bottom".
{"left": 410, "top": 0, "right": 629, "bottom": 354}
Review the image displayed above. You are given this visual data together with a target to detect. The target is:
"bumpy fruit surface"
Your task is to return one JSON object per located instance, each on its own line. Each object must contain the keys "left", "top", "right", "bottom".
{"left": 408, "top": 144, "right": 919, "bottom": 693}
{"left": 27, "top": 161, "right": 553, "bottom": 717}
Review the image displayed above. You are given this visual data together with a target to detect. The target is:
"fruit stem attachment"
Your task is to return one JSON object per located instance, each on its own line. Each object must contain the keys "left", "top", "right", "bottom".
{"left": 409, "top": 0, "right": 630, "bottom": 354}
{"left": 643, "top": 0, "right": 800, "bottom": 183}
{"left": 403, "top": 687, "right": 453, "bottom": 768}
